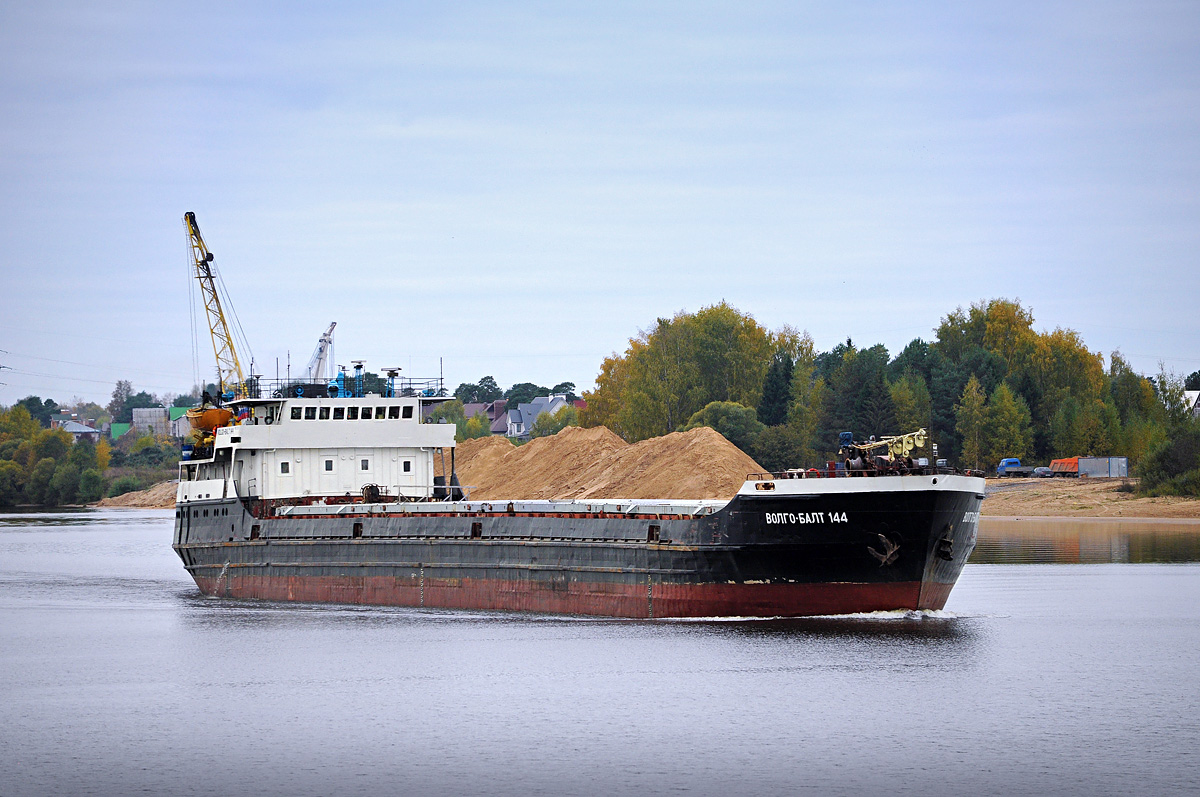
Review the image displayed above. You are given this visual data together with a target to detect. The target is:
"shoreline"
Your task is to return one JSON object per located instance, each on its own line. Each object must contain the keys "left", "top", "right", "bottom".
{"left": 85, "top": 475, "right": 1200, "bottom": 521}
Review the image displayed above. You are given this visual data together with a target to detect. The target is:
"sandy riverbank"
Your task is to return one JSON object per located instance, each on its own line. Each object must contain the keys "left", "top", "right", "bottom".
{"left": 96, "top": 480, "right": 177, "bottom": 509}
{"left": 981, "top": 477, "right": 1199, "bottom": 519}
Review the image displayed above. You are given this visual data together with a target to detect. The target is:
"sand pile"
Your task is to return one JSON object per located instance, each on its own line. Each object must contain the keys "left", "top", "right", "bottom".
{"left": 447, "top": 425, "right": 763, "bottom": 500}
{"left": 97, "top": 480, "right": 178, "bottom": 509}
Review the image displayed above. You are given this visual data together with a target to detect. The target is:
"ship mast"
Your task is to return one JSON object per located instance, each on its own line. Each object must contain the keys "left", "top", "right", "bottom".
{"left": 185, "top": 212, "right": 246, "bottom": 399}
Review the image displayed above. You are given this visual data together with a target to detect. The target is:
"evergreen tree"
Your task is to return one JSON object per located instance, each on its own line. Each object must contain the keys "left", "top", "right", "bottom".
{"left": 16, "top": 396, "right": 59, "bottom": 428}
{"left": 757, "top": 350, "right": 794, "bottom": 426}
{"left": 929, "top": 350, "right": 966, "bottom": 460}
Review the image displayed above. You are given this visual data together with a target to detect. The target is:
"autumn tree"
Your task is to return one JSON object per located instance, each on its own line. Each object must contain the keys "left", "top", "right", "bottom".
{"left": 889, "top": 370, "right": 932, "bottom": 434}
{"left": 984, "top": 383, "right": 1034, "bottom": 465}
{"left": 530, "top": 405, "right": 579, "bottom": 438}
{"left": 579, "top": 352, "right": 632, "bottom": 436}
{"left": 108, "top": 380, "right": 133, "bottom": 419}
{"left": 582, "top": 303, "right": 773, "bottom": 442}
{"left": 955, "top": 375, "right": 986, "bottom": 469}
{"left": 786, "top": 335, "right": 826, "bottom": 462}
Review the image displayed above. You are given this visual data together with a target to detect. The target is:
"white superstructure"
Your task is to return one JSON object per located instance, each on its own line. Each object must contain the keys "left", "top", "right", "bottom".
{"left": 177, "top": 394, "right": 456, "bottom": 504}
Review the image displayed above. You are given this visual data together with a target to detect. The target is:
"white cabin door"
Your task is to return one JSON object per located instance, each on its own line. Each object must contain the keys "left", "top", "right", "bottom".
{"left": 318, "top": 449, "right": 339, "bottom": 496}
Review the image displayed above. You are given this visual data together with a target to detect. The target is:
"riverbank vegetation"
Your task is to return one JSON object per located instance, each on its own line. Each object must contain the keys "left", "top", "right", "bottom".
{"left": 0, "top": 404, "right": 178, "bottom": 507}
{"left": 579, "top": 299, "right": 1200, "bottom": 495}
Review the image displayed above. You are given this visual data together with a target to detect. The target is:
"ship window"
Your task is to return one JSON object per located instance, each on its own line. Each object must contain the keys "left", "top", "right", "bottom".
{"left": 361, "top": 459, "right": 370, "bottom": 471}
{"left": 403, "top": 460, "right": 411, "bottom": 473}
{"left": 280, "top": 461, "right": 290, "bottom": 474}
{"left": 376, "top": 406, "right": 385, "bottom": 419}
{"left": 291, "top": 407, "right": 301, "bottom": 420}
{"left": 347, "top": 407, "right": 359, "bottom": 420}
{"left": 388, "top": 406, "right": 400, "bottom": 419}
{"left": 402, "top": 406, "right": 413, "bottom": 419}
{"left": 319, "top": 407, "right": 330, "bottom": 420}
{"left": 333, "top": 407, "right": 345, "bottom": 420}
{"left": 361, "top": 407, "right": 372, "bottom": 420}
{"left": 304, "top": 407, "right": 316, "bottom": 420}
{"left": 324, "top": 459, "right": 334, "bottom": 472}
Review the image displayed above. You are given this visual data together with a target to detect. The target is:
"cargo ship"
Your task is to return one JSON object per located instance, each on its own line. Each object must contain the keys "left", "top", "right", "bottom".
{"left": 171, "top": 379, "right": 984, "bottom": 617}
{"left": 172, "top": 211, "right": 985, "bottom": 618}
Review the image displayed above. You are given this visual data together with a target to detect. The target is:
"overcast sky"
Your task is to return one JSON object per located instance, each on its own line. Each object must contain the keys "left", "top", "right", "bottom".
{"left": 1, "top": 1, "right": 1197, "bottom": 407}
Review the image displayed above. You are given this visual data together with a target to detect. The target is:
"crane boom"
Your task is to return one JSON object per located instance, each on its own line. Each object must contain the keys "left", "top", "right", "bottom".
{"left": 305, "top": 322, "right": 337, "bottom": 382}
{"left": 185, "top": 211, "right": 245, "bottom": 398}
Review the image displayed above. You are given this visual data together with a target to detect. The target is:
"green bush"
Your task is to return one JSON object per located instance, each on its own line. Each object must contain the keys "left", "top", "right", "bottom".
{"left": 752, "top": 425, "right": 809, "bottom": 472}
{"left": 78, "top": 468, "right": 108, "bottom": 503}
{"left": 683, "top": 401, "right": 765, "bottom": 455}
{"left": 107, "top": 475, "right": 144, "bottom": 498}
{"left": 49, "top": 462, "right": 80, "bottom": 506}
{"left": 1138, "top": 426, "right": 1200, "bottom": 496}
{"left": 25, "top": 457, "right": 57, "bottom": 505}
{"left": 0, "top": 460, "right": 25, "bottom": 506}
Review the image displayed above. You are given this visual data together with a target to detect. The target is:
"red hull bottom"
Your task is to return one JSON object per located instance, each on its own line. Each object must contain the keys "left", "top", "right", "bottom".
{"left": 192, "top": 574, "right": 955, "bottom": 618}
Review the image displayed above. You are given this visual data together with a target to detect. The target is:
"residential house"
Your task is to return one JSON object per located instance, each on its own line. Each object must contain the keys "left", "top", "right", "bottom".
{"left": 506, "top": 394, "right": 570, "bottom": 440}
{"left": 170, "top": 407, "right": 193, "bottom": 437}
{"left": 1186, "top": 390, "right": 1200, "bottom": 418}
{"left": 59, "top": 421, "right": 102, "bottom": 444}
{"left": 462, "top": 399, "right": 509, "bottom": 436}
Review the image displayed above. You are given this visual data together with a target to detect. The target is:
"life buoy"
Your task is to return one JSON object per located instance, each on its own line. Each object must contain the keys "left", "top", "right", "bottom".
{"left": 807, "top": 468, "right": 822, "bottom": 478}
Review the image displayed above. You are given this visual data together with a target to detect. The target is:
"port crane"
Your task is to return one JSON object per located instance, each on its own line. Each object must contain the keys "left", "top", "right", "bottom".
{"left": 184, "top": 211, "right": 247, "bottom": 401}
{"left": 304, "top": 322, "right": 336, "bottom": 383}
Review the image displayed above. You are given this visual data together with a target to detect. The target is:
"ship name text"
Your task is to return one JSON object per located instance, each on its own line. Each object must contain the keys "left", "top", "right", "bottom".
{"left": 765, "top": 511, "right": 848, "bottom": 525}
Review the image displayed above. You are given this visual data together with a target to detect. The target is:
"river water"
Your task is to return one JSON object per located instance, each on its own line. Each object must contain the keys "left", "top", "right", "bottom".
{"left": 2, "top": 509, "right": 1198, "bottom": 796}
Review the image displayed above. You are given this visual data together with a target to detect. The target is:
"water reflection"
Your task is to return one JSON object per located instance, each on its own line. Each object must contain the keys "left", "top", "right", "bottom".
{"left": 974, "top": 517, "right": 1200, "bottom": 564}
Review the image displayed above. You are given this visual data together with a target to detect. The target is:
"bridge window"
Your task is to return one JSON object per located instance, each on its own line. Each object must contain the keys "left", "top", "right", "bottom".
{"left": 347, "top": 407, "right": 359, "bottom": 420}
{"left": 361, "top": 459, "right": 370, "bottom": 471}
{"left": 333, "top": 407, "right": 345, "bottom": 420}
{"left": 280, "top": 461, "right": 290, "bottom": 475}
{"left": 291, "top": 407, "right": 301, "bottom": 420}
{"left": 403, "top": 460, "right": 411, "bottom": 473}
{"left": 361, "top": 407, "right": 372, "bottom": 420}
{"left": 304, "top": 407, "right": 316, "bottom": 420}
{"left": 319, "top": 407, "right": 330, "bottom": 420}
{"left": 402, "top": 406, "right": 413, "bottom": 419}
{"left": 388, "top": 406, "right": 400, "bottom": 419}
{"left": 324, "top": 459, "right": 334, "bottom": 472}
{"left": 375, "top": 406, "right": 385, "bottom": 419}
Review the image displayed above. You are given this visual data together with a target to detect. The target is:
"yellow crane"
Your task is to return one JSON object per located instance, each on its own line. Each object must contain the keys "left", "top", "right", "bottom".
{"left": 184, "top": 211, "right": 247, "bottom": 431}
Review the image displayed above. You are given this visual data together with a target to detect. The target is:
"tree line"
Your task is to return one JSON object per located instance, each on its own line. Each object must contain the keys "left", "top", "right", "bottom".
{"left": 578, "top": 299, "right": 1200, "bottom": 494}
{"left": 0, "top": 380, "right": 195, "bottom": 506}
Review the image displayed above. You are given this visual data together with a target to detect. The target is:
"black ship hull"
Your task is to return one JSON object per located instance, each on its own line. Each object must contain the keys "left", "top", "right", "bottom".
{"left": 173, "top": 474, "right": 984, "bottom": 618}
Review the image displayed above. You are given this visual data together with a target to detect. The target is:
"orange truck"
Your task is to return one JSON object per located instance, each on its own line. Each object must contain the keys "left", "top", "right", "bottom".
{"left": 1050, "top": 457, "right": 1079, "bottom": 477}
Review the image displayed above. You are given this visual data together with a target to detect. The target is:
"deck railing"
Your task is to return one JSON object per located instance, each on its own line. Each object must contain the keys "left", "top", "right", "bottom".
{"left": 746, "top": 464, "right": 985, "bottom": 480}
